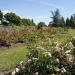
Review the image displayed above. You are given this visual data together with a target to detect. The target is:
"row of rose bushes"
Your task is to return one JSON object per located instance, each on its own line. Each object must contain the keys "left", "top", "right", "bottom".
{"left": 6, "top": 37, "right": 75, "bottom": 75}
{"left": 0, "top": 27, "right": 35, "bottom": 47}
{"left": 0, "top": 27, "right": 68, "bottom": 48}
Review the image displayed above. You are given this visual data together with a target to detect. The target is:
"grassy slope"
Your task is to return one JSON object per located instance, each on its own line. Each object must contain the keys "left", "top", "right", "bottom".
{"left": 0, "top": 46, "right": 28, "bottom": 71}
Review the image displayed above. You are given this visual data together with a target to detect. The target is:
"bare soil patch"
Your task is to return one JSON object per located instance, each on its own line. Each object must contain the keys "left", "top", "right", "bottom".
{"left": 0, "top": 42, "right": 25, "bottom": 51}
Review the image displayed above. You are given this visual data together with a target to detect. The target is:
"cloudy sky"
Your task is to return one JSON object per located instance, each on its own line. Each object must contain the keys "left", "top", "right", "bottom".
{"left": 0, "top": 0, "right": 75, "bottom": 24}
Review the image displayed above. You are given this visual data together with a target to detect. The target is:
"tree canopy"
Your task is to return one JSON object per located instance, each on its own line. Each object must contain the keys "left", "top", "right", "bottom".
{"left": 0, "top": 9, "right": 75, "bottom": 28}
{"left": 4, "top": 13, "right": 21, "bottom": 25}
{"left": 50, "top": 9, "right": 65, "bottom": 27}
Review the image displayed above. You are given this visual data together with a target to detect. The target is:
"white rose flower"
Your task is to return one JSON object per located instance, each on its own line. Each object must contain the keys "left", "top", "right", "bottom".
{"left": 56, "top": 58, "right": 60, "bottom": 63}
{"left": 65, "top": 50, "right": 71, "bottom": 54}
{"left": 43, "top": 52, "right": 52, "bottom": 58}
{"left": 20, "top": 61, "right": 24, "bottom": 65}
{"left": 11, "top": 71, "right": 16, "bottom": 75}
{"left": 51, "top": 74, "right": 55, "bottom": 75}
{"left": 73, "top": 37, "right": 75, "bottom": 39}
{"left": 69, "top": 42, "right": 74, "bottom": 49}
{"left": 35, "top": 72, "right": 38, "bottom": 75}
{"left": 55, "top": 67, "right": 60, "bottom": 72}
{"left": 27, "top": 59, "right": 32, "bottom": 63}
{"left": 33, "top": 72, "right": 38, "bottom": 75}
{"left": 16, "top": 68, "right": 20, "bottom": 72}
{"left": 61, "top": 67, "right": 66, "bottom": 72}
{"left": 32, "top": 57, "right": 37, "bottom": 60}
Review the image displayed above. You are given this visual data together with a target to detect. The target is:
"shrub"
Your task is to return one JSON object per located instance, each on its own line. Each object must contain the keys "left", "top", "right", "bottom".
{"left": 6, "top": 39, "right": 75, "bottom": 75}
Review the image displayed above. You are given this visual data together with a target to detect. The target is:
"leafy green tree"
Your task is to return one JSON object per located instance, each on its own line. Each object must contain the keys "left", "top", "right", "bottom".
{"left": 4, "top": 12, "right": 21, "bottom": 25}
{"left": 21, "top": 18, "right": 35, "bottom": 26}
{"left": 0, "top": 10, "right": 3, "bottom": 20}
{"left": 38, "top": 22, "right": 47, "bottom": 27}
{"left": 0, "top": 10, "right": 3, "bottom": 24}
{"left": 69, "top": 15, "right": 75, "bottom": 28}
{"left": 37, "top": 22, "right": 47, "bottom": 29}
{"left": 31, "top": 19, "right": 36, "bottom": 26}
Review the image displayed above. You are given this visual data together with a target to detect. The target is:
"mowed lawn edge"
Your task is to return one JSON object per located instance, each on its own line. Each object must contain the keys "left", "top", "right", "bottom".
{"left": 0, "top": 46, "right": 28, "bottom": 71}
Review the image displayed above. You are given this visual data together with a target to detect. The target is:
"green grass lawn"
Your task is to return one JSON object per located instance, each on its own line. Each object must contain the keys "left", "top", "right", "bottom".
{"left": 0, "top": 46, "right": 28, "bottom": 71}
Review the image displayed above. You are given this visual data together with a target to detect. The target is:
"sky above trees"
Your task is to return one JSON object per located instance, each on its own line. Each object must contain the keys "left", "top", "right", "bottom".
{"left": 0, "top": 0, "right": 75, "bottom": 24}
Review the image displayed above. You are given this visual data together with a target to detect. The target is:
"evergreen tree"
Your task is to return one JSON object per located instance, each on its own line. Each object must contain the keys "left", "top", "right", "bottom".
{"left": 66, "top": 18, "right": 70, "bottom": 27}
{"left": 51, "top": 9, "right": 61, "bottom": 27}
{"left": 70, "top": 15, "right": 75, "bottom": 28}
{"left": 59, "top": 17, "right": 65, "bottom": 27}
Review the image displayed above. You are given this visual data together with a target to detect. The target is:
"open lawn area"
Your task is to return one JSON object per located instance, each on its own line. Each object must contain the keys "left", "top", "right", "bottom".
{"left": 0, "top": 46, "right": 28, "bottom": 71}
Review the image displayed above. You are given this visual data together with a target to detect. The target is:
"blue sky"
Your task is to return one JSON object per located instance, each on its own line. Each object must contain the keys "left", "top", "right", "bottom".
{"left": 0, "top": 0, "right": 75, "bottom": 24}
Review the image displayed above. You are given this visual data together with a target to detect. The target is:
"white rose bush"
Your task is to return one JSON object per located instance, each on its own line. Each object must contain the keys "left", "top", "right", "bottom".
{"left": 6, "top": 37, "right": 75, "bottom": 75}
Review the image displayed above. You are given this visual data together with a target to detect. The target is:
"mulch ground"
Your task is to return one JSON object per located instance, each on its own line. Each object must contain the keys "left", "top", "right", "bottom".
{"left": 0, "top": 42, "right": 25, "bottom": 51}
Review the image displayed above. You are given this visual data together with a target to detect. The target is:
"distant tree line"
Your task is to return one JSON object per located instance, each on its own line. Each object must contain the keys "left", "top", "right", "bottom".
{"left": 48, "top": 9, "right": 75, "bottom": 28}
{"left": 0, "top": 10, "right": 36, "bottom": 26}
{"left": 0, "top": 9, "right": 75, "bottom": 28}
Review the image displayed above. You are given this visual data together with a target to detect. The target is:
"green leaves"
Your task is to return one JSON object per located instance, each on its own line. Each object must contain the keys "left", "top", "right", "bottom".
{"left": 4, "top": 13, "right": 21, "bottom": 25}
{"left": 0, "top": 10, "right": 3, "bottom": 21}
